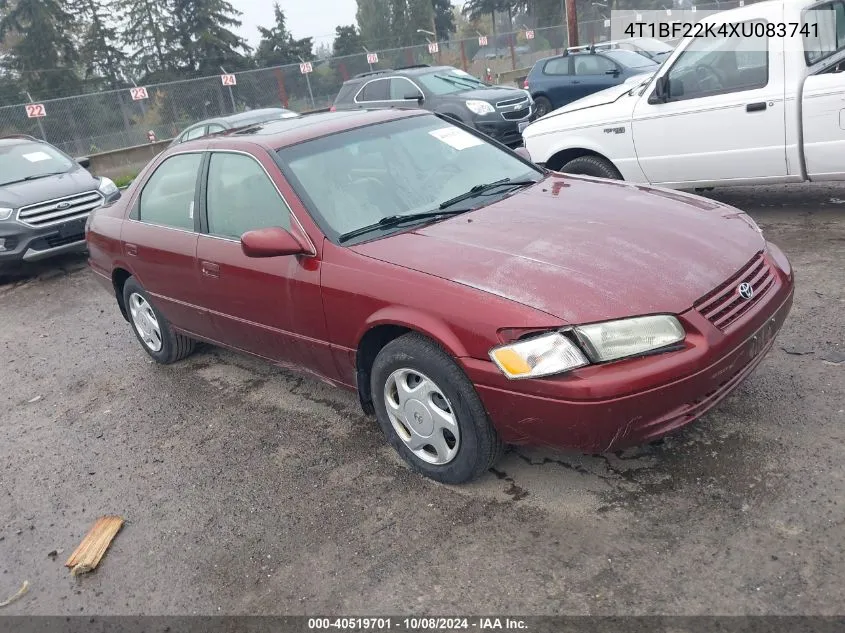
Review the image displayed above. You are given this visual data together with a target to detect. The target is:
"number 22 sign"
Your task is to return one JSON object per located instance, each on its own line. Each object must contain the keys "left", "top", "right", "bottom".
{"left": 25, "top": 104, "right": 46, "bottom": 118}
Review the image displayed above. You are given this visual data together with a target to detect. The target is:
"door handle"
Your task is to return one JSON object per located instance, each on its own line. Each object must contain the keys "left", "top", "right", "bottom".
{"left": 746, "top": 102, "right": 767, "bottom": 112}
{"left": 571, "top": 80, "right": 582, "bottom": 84}
{"left": 201, "top": 261, "right": 220, "bottom": 278}
{"left": 125, "top": 243, "right": 137, "bottom": 257}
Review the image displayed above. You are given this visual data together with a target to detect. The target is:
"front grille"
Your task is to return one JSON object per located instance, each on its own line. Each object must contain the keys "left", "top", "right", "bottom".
{"left": 45, "top": 232, "right": 85, "bottom": 248}
{"left": 496, "top": 96, "right": 528, "bottom": 108}
{"left": 503, "top": 107, "right": 531, "bottom": 121}
{"left": 694, "top": 252, "right": 775, "bottom": 331}
{"left": 17, "top": 191, "right": 103, "bottom": 228}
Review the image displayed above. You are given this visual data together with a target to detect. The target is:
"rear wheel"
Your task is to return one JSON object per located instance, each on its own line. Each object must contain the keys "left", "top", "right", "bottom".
{"left": 371, "top": 333, "right": 503, "bottom": 484}
{"left": 533, "top": 96, "right": 553, "bottom": 118}
{"left": 560, "top": 155, "right": 622, "bottom": 180}
{"left": 122, "top": 277, "right": 195, "bottom": 364}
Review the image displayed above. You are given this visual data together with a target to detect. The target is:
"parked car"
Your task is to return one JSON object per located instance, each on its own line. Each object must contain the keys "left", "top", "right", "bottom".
{"left": 592, "top": 37, "right": 676, "bottom": 63}
{"left": 524, "top": 47, "right": 660, "bottom": 116}
{"left": 0, "top": 135, "right": 120, "bottom": 270}
{"left": 169, "top": 108, "right": 300, "bottom": 147}
{"left": 86, "top": 108, "right": 794, "bottom": 484}
{"left": 522, "top": 0, "right": 845, "bottom": 185}
{"left": 332, "top": 64, "right": 536, "bottom": 147}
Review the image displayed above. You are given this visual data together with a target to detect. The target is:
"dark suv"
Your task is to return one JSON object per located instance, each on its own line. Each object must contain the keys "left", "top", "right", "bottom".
{"left": 332, "top": 65, "right": 536, "bottom": 147}
{"left": 0, "top": 135, "right": 120, "bottom": 269}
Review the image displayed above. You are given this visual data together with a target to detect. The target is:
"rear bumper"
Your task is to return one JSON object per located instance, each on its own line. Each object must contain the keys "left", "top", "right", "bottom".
{"left": 462, "top": 261, "right": 794, "bottom": 454}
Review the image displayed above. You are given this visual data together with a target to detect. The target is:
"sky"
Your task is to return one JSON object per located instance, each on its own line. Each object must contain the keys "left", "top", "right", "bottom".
{"left": 231, "top": 0, "right": 360, "bottom": 47}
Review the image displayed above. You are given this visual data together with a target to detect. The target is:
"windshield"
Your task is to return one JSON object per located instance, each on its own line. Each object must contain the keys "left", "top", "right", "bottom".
{"left": 416, "top": 69, "right": 489, "bottom": 95}
{"left": 277, "top": 115, "right": 543, "bottom": 244}
{"left": 604, "top": 49, "right": 661, "bottom": 69}
{"left": 631, "top": 38, "right": 674, "bottom": 54}
{"left": 0, "top": 140, "right": 75, "bottom": 186}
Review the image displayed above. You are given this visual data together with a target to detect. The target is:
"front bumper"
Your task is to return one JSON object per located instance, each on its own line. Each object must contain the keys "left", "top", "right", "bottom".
{"left": 0, "top": 216, "right": 89, "bottom": 265}
{"left": 474, "top": 110, "right": 539, "bottom": 148}
{"left": 461, "top": 252, "right": 794, "bottom": 453}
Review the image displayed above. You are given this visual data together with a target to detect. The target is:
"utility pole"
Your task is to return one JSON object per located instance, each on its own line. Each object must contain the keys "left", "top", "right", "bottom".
{"left": 565, "top": 0, "right": 579, "bottom": 47}
{"left": 220, "top": 66, "right": 237, "bottom": 114}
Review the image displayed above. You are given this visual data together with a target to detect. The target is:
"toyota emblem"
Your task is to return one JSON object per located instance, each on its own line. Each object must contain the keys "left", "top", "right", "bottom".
{"left": 738, "top": 282, "right": 754, "bottom": 300}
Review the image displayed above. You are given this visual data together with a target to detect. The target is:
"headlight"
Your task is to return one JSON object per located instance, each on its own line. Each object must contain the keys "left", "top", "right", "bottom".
{"left": 0, "top": 207, "right": 12, "bottom": 221}
{"left": 98, "top": 177, "right": 118, "bottom": 196}
{"left": 572, "top": 315, "right": 685, "bottom": 363}
{"left": 489, "top": 332, "right": 588, "bottom": 380}
{"left": 465, "top": 100, "right": 495, "bottom": 115}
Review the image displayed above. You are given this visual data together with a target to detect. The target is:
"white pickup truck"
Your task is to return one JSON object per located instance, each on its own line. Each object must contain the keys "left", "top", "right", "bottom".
{"left": 521, "top": 0, "right": 845, "bottom": 188}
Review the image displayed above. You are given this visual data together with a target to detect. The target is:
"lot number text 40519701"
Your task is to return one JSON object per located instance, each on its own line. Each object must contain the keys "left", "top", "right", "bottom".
{"left": 307, "top": 617, "right": 529, "bottom": 630}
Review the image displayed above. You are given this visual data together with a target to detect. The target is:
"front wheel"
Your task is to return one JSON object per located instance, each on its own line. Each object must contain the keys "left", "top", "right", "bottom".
{"left": 370, "top": 333, "right": 503, "bottom": 484}
{"left": 533, "top": 96, "right": 553, "bottom": 118}
{"left": 560, "top": 155, "right": 622, "bottom": 180}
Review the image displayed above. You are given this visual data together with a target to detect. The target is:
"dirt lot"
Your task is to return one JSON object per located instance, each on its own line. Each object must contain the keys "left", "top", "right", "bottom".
{"left": 0, "top": 183, "right": 843, "bottom": 616}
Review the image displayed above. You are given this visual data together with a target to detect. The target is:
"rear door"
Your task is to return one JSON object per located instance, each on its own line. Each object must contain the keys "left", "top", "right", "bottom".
{"left": 802, "top": 0, "right": 845, "bottom": 181}
{"left": 121, "top": 151, "right": 210, "bottom": 335}
{"left": 195, "top": 149, "right": 335, "bottom": 378}
{"left": 538, "top": 56, "right": 576, "bottom": 108}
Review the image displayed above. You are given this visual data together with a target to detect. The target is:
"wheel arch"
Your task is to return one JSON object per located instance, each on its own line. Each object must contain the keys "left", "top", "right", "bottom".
{"left": 545, "top": 146, "right": 621, "bottom": 174}
{"left": 112, "top": 267, "right": 133, "bottom": 321}
{"left": 354, "top": 309, "right": 470, "bottom": 415}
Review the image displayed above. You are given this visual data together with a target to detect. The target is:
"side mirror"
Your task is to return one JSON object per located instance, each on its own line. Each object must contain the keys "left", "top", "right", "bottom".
{"left": 648, "top": 75, "right": 669, "bottom": 104}
{"left": 405, "top": 93, "right": 424, "bottom": 104}
{"left": 77, "top": 157, "right": 91, "bottom": 168}
{"left": 514, "top": 147, "right": 532, "bottom": 162}
{"left": 241, "top": 226, "right": 307, "bottom": 258}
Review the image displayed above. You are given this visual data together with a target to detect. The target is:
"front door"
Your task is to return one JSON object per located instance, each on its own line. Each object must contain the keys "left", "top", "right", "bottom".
{"left": 570, "top": 54, "right": 621, "bottom": 102}
{"left": 631, "top": 20, "right": 787, "bottom": 186}
{"left": 195, "top": 149, "right": 334, "bottom": 377}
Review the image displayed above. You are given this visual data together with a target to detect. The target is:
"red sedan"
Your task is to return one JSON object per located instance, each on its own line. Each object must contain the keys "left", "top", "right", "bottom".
{"left": 86, "top": 109, "right": 794, "bottom": 484}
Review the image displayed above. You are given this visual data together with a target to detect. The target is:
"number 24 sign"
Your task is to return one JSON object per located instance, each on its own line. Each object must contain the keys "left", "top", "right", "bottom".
{"left": 25, "top": 104, "right": 46, "bottom": 118}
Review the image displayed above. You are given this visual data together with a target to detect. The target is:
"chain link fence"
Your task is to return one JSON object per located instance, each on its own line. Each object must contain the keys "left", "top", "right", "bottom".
{"left": 0, "top": 0, "right": 755, "bottom": 158}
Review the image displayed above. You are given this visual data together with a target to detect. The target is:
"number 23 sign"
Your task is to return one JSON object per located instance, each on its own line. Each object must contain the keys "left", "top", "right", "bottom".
{"left": 25, "top": 104, "right": 46, "bottom": 118}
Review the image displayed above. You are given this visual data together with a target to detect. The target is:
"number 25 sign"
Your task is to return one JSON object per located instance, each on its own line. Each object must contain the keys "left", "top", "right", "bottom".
{"left": 25, "top": 104, "right": 46, "bottom": 118}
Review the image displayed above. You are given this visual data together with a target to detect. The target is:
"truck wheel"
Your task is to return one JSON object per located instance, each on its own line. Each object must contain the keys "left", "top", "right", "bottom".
{"left": 560, "top": 156, "right": 622, "bottom": 180}
{"left": 534, "top": 96, "right": 553, "bottom": 117}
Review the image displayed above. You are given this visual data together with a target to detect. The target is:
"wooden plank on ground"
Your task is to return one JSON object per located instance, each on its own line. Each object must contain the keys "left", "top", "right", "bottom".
{"left": 65, "top": 516, "right": 124, "bottom": 576}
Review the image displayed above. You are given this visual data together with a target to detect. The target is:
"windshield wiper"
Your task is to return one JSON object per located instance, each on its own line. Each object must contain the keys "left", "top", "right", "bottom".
{"left": 438, "top": 178, "right": 538, "bottom": 210}
{"left": 337, "top": 209, "right": 471, "bottom": 243}
{"left": 5, "top": 172, "right": 67, "bottom": 185}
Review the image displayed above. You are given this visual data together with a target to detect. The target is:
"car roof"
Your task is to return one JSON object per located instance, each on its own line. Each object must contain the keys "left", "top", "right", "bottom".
{"left": 195, "top": 108, "right": 430, "bottom": 151}
{"left": 185, "top": 108, "right": 295, "bottom": 129}
{"left": 346, "top": 65, "right": 458, "bottom": 82}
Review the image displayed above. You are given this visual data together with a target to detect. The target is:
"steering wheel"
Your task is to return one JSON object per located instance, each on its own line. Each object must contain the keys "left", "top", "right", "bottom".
{"left": 349, "top": 175, "right": 407, "bottom": 211}
{"left": 694, "top": 64, "right": 724, "bottom": 92}
{"left": 419, "top": 160, "right": 463, "bottom": 192}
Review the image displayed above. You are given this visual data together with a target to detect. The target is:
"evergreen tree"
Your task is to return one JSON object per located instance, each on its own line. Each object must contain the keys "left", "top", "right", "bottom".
{"left": 356, "top": 0, "right": 394, "bottom": 49}
{"left": 118, "top": 0, "right": 174, "bottom": 79}
{"left": 332, "top": 25, "right": 364, "bottom": 57}
{"left": 0, "top": 0, "right": 81, "bottom": 99}
{"left": 254, "top": 3, "right": 313, "bottom": 67}
{"left": 170, "top": 0, "right": 251, "bottom": 75}
{"left": 432, "top": 0, "right": 456, "bottom": 40}
{"left": 72, "top": 0, "right": 127, "bottom": 89}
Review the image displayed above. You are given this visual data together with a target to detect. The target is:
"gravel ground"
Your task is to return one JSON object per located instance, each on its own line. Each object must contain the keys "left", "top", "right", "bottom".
{"left": 0, "top": 183, "right": 843, "bottom": 616}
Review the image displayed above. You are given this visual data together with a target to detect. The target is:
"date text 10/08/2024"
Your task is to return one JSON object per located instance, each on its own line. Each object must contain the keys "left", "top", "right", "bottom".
{"left": 624, "top": 20, "right": 818, "bottom": 39}
{"left": 307, "top": 617, "right": 529, "bottom": 630}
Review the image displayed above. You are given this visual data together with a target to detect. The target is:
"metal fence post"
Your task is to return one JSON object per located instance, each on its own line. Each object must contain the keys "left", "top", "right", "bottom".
{"left": 25, "top": 92, "right": 47, "bottom": 141}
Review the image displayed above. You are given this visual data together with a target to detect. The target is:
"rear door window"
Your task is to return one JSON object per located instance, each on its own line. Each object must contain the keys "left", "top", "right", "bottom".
{"left": 804, "top": 0, "right": 845, "bottom": 65}
{"left": 357, "top": 79, "right": 390, "bottom": 102}
{"left": 543, "top": 57, "right": 572, "bottom": 75}
{"left": 138, "top": 153, "right": 203, "bottom": 231}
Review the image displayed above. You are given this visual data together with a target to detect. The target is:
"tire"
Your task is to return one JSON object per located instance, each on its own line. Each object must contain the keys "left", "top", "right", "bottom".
{"left": 370, "top": 332, "right": 503, "bottom": 484}
{"left": 533, "top": 96, "right": 553, "bottom": 118}
{"left": 122, "top": 276, "right": 195, "bottom": 364}
{"left": 560, "top": 155, "right": 622, "bottom": 180}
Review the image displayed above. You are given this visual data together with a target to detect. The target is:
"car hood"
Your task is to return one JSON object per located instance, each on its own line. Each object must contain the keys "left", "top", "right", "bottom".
{"left": 351, "top": 175, "right": 765, "bottom": 324}
{"left": 0, "top": 167, "right": 100, "bottom": 210}
{"left": 449, "top": 86, "right": 530, "bottom": 103}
